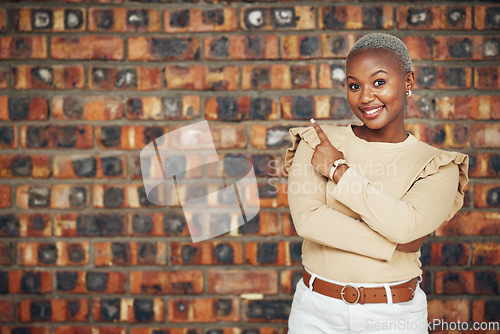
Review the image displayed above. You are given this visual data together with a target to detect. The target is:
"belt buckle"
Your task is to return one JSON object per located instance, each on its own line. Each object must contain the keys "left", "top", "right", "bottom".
{"left": 341, "top": 284, "right": 360, "bottom": 304}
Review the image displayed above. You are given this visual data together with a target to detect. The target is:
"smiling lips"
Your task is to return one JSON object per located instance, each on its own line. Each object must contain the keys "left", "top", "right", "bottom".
{"left": 361, "top": 105, "right": 384, "bottom": 118}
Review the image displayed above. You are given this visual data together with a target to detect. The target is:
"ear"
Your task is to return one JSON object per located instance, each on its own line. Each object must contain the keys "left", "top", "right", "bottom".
{"left": 405, "top": 71, "right": 415, "bottom": 91}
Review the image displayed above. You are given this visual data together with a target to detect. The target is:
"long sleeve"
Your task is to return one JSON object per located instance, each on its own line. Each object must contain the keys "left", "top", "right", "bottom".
{"left": 287, "top": 139, "right": 397, "bottom": 261}
{"left": 332, "top": 160, "right": 463, "bottom": 244}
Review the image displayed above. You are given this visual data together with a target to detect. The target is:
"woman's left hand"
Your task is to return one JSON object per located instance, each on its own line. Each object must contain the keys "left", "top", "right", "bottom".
{"left": 310, "top": 121, "right": 345, "bottom": 178}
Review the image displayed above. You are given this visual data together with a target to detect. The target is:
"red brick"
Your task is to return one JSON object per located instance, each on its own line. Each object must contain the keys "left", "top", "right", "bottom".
{"left": 242, "top": 64, "right": 316, "bottom": 90}
{"left": 18, "top": 299, "right": 89, "bottom": 322}
{"left": 405, "top": 123, "right": 469, "bottom": 149}
{"left": 0, "top": 185, "right": 11, "bottom": 208}
{"left": 403, "top": 36, "right": 432, "bottom": 60}
{"left": 169, "top": 123, "right": 247, "bottom": 150}
{"left": 471, "top": 124, "right": 500, "bottom": 148}
{"left": 475, "top": 66, "right": 500, "bottom": 90}
{"left": 165, "top": 8, "right": 237, "bottom": 33}
{"left": 428, "top": 242, "right": 469, "bottom": 266}
{"left": 97, "top": 125, "right": 168, "bottom": 150}
{"left": 319, "top": 6, "right": 393, "bottom": 30}
{"left": 435, "top": 36, "right": 500, "bottom": 61}
{"left": 205, "top": 96, "right": 278, "bottom": 121}
{"left": 0, "top": 96, "right": 49, "bottom": 121}
{"left": 281, "top": 33, "right": 354, "bottom": 59}
{"left": 427, "top": 299, "right": 469, "bottom": 323}
{"left": 318, "top": 64, "right": 347, "bottom": 89}
{"left": 413, "top": 65, "right": 471, "bottom": 89}
{"left": 128, "top": 36, "right": 200, "bottom": 61}
{"left": 17, "top": 242, "right": 90, "bottom": 266}
{"left": 0, "top": 154, "right": 50, "bottom": 179}
{"left": 55, "top": 327, "right": 126, "bottom": 334}
{"left": 235, "top": 211, "right": 280, "bottom": 236}
{"left": 93, "top": 183, "right": 159, "bottom": 209}
{"left": 472, "top": 243, "right": 500, "bottom": 266}
{"left": 0, "top": 36, "right": 47, "bottom": 59}
{"left": 167, "top": 298, "right": 239, "bottom": 322}
{"left": 472, "top": 300, "right": 500, "bottom": 322}
{"left": 131, "top": 329, "right": 199, "bottom": 334}
{"left": 0, "top": 10, "right": 5, "bottom": 32}
{"left": 436, "top": 96, "right": 500, "bottom": 120}
{"left": 94, "top": 242, "right": 167, "bottom": 266}
{"left": 405, "top": 95, "right": 432, "bottom": 118}
{"left": 246, "top": 241, "right": 301, "bottom": 266}
{"left": 17, "top": 184, "right": 88, "bottom": 209}
{"left": 259, "top": 182, "right": 287, "bottom": 208}
{"left": 241, "top": 6, "right": 315, "bottom": 31}
{"left": 251, "top": 124, "right": 292, "bottom": 150}
{"left": 467, "top": 153, "right": 500, "bottom": 178}
{"left": 11, "top": 8, "right": 86, "bottom": 32}
{"left": 475, "top": 5, "right": 500, "bottom": 30}
{"left": 53, "top": 96, "right": 123, "bottom": 120}
{"left": 89, "top": 66, "right": 162, "bottom": 91}
{"left": 0, "top": 126, "right": 16, "bottom": 149}
{"left": 207, "top": 269, "right": 278, "bottom": 295}
{"left": 204, "top": 35, "right": 278, "bottom": 60}
{"left": 127, "top": 96, "right": 200, "bottom": 120}
{"left": 436, "top": 212, "right": 500, "bottom": 237}
{"left": 171, "top": 241, "right": 243, "bottom": 265}
{"left": 128, "top": 212, "right": 190, "bottom": 237}
{"left": 130, "top": 270, "right": 203, "bottom": 295}
{"left": 282, "top": 212, "right": 298, "bottom": 237}
{"left": 0, "top": 242, "right": 12, "bottom": 265}
{"left": 13, "top": 65, "right": 84, "bottom": 90}
{"left": 435, "top": 271, "right": 500, "bottom": 295}
{"left": 0, "top": 299, "right": 14, "bottom": 322}
{"left": 474, "top": 183, "right": 500, "bottom": 209}
{"left": 165, "top": 65, "right": 238, "bottom": 91}
{"left": 281, "top": 269, "right": 302, "bottom": 294}
{"left": 56, "top": 271, "right": 126, "bottom": 294}
{"left": 396, "top": 6, "right": 472, "bottom": 30}
{"left": 0, "top": 68, "right": 6, "bottom": 89}
{"left": 53, "top": 213, "right": 125, "bottom": 237}
{"left": 281, "top": 95, "right": 351, "bottom": 120}
{"left": 92, "top": 298, "right": 164, "bottom": 323}
{"left": 5, "top": 270, "right": 52, "bottom": 294}
{"left": 51, "top": 36, "right": 123, "bottom": 60}
{"left": 53, "top": 154, "right": 126, "bottom": 179}
{"left": 18, "top": 214, "right": 51, "bottom": 237}
{"left": 89, "top": 8, "right": 161, "bottom": 32}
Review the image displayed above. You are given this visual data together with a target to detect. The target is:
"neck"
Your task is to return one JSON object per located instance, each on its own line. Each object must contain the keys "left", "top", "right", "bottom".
{"left": 354, "top": 124, "right": 408, "bottom": 143}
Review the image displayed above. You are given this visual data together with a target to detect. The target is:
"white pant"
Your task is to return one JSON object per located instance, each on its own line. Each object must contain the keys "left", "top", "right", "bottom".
{"left": 288, "top": 269, "right": 428, "bottom": 334}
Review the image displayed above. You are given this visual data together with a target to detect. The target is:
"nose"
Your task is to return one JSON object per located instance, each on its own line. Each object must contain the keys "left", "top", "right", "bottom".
{"left": 360, "top": 86, "right": 375, "bottom": 103}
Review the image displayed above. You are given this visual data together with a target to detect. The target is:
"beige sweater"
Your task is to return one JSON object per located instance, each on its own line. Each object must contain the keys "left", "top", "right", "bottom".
{"left": 284, "top": 124, "right": 469, "bottom": 283}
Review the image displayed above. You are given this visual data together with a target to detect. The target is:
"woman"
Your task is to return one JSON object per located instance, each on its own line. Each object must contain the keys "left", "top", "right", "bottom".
{"left": 284, "top": 33, "right": 469, "bottom": 333}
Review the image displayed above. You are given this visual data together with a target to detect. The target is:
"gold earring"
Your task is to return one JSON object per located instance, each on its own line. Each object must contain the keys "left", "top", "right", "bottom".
{"left": 405, "top": 90, "right": 412, "bottom": 97}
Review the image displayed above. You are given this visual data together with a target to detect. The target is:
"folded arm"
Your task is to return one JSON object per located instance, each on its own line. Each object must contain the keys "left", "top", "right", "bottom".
{"left": 287, "top": 140, "right": 397, "bottom": 261}
{"left": 332, "top": 163, "right": 459, "bottom": 244}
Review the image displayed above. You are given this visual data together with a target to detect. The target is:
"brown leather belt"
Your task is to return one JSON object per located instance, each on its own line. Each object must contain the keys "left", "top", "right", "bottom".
{"left": 302, "top": 268, "right": 418, "bottom": 304}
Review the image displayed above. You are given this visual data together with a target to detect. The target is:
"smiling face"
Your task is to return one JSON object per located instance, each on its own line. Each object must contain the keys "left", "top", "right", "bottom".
{"left": 346, "top": 48, "right": 414, "bottom": 140}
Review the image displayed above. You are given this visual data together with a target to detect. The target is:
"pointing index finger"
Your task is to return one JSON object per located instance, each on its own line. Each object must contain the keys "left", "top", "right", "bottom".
{"left": 310, "top": 118, "right": 329, "bottom": 143}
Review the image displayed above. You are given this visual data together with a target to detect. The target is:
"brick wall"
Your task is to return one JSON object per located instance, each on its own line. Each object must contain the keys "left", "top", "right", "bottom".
{"left": 0, "top": 0, "right": 499, "bottom": 333}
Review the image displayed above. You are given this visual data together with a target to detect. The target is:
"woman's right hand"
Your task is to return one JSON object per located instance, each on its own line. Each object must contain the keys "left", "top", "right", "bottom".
{"left": 396, "top": 235, "right": 428, "bottom": 253}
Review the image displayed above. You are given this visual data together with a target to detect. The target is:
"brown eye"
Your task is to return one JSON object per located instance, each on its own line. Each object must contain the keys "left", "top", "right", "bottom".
{"left": 374, "top": 80, "right": 385, "bottom": 87}
{"left": 349, "top": 83, "right": 360, "bottom": 90}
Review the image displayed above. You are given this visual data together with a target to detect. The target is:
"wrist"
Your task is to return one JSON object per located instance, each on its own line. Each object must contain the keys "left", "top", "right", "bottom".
{"left": 328, "top": 158, "right": 348, "bottom": 182}
{"left": 333, "top": 164, "right": 349, "bottom": 183}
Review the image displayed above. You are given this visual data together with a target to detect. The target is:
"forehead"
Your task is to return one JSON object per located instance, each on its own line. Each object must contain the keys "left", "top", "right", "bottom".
{"left": 346, "top": 49, "right": 404, "bottom": 75}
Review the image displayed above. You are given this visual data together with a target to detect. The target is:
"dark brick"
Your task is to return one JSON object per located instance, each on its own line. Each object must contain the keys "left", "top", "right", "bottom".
{"left": 421, "top": 243, "right": 431, "bottom": 266}
{"left": 289, "top": 242, "right": 302, "bottom": 263}
{"left": 62, "top": 96, "right": 83, "bottom": 119}
{"left": 100, "top": 298, "right": 120, "bottom": 321}
{"left": 65, "top": 9, "right": 84, "bottom": 30}
{"left": 0, "top": 126, "right": 15, "bottom": 146}
{"left": 258, "top": 184, "right": 277, "bottom": 199}
{"left": 69, "top": 186, "right": 87, "bottom": 207}
{"left": 31, "top": 9, "right": 53, "bottom": 30}
{"left": 164, "top": 213, "right": 186, "bottom": 234}
{"left": 77, "top": 214, "right": 124, "bottom": 236}
{"left": 111, "top": 242, "right": 130, "bottom": 263}
{"left": 210, "top": 37, "right": 229, "bottom": 58}
{"left": 152, "top": 38, "right": 189, "bottom": 59}
{"left": 239, "top": 213, "right": 260, "bottom": 234}
{"left": 21, "top": 271, "right": 41, "bottom": 293}
{"left": 271, "top": 8, "right": 296, "bottom": 28}
{"left": 8, "top": 97, "right": 30, "bottom": 120}
{"left": 214, "top": 243, "right": 234, "bottom": 263}
{"left": 291, "top": 96, "right": 314, "bottom": 119}
{"left": 250, "top": 67, "right": 270, "bottom": 89}
{"left": 484, "top": 300, "right": 500, "bottom": 321}
{"left": 68, "top": 244, "right": 86, "bottom": 263}
{"left": 442, "top": 243, "right": 466, "bottom": 266}
{"left": 103, "top": 187, "right": 124, "bottom": 207}
{"left": 132, "top": 214, "right": 153, "bottom": 234}
{"left": 170, "top": 9, "right": 190, "bottom": 28}
{"left": 0, "top": 271, "right": 8, "bottom": 293}
{"left": 250, "top": 97, "right": 272, "bottom": 119}
{"left": 0, "top": 214, "right": 19, "bottom": 236}
{"left": 246, "top": 300, "right": 290, "bottom": 320}
{"left": 214, "top": 298, "right": 232, "bottom": 316}
{"left": 97, "top": 9, "right": 114, "bottom": 29}
{"left": 73, "top": 157, "right": 97, "bottom": 177}
{"left": 100, "top": 127, "right": 121, "bottom": 147}
{"left": 127, "top": 10, "right": 148, "bottom": 28}
{"left": 31, "top": 67, "right": 53, "bottom": 85}
{"left": 486, "top": 187, "right": 500, "bottom": 207}
{"left": 475, "top": 271, "right": 499, "bottom": 294}
{"left": 86, "top": 272, "right": 108, "bottom": 292}
{"left": 30, "top": 300, "right": 51, "bottom": 320}
{"left": 416, "top": 67, "right": 437, "bottom": 87}
{"left": 38, "top": 244, "right": 57, "bottom": 264}
{"left": 299, "top": 36, "right": 319, "bottom": 56}
{"left": 115, "top": 69, "right": 137, "bottom": 88}
{"left": 138, "top": 242, "right": 157, "bottom": 263}
{"left": 265, "top": 125, "right": 291, "bottom": 148}
{"left": 133, "top": 299, "right": 154, "bottom": 321}
{"left": 485, "top": 7, "right": 500, "bottom": 29}
{"left": 57, "top": 271, "right": 77, "bottom": 291}
{"left": 143, "top": 126, "right": 164, "bottom": 143}
{"left": 101, "top": 156, "right": 123, "bottom": 176}
{"left": 216, "top": 97, "right": 238, "bottom": 120}
{"left": 444, "top": 67, "right": 468, "bottom": 87}
{"left": 257, "top": 243, "right": 277, "bottom": 263}
{"left": 12, "top": 156, "right": 33, "bottom": 177}
{"left": 67, "top": 300, "right": 79, "bottom": 317}
{"left": 181, "top": 244, "right": 197, "bottom": 263}
{"left": 203, "top": 9, "right": 224, "bottom": 25}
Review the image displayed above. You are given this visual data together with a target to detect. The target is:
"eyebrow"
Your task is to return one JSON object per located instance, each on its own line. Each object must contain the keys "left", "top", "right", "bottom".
{"left": 347, "top": 70, "right": 389, "bottom": 81}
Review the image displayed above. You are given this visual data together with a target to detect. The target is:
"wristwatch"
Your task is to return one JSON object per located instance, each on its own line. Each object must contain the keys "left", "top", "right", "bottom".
{"left": 329, "top": 158, "right": 348, "bottom": 181}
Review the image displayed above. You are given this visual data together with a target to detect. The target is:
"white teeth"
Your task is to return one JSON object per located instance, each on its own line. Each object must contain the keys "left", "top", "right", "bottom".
{"left": 364, "top": 106, "right": 383, "bottom": 115}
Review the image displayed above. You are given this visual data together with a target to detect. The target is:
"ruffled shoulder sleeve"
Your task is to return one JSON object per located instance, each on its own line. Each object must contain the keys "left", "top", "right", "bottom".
{"left": 416, "top": 150, "right": 469, "bottom": 221}
{"left": 283, "top": 126, "right": 319, "bottom": 176}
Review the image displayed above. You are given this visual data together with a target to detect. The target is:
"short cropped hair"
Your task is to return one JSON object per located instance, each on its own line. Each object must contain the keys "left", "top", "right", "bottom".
{"left": 347, "top": 33, "right": 412, "bottom": 74}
